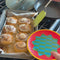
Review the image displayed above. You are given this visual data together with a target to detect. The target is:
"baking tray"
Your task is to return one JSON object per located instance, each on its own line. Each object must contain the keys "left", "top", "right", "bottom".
{"left": 0, "top": 9, "right": 38, "bottom": 59}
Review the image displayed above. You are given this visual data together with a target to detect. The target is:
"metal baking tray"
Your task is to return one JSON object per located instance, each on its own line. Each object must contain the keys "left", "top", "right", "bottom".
{"left": 0, "top": 9, "right": 38, "bottom": 59}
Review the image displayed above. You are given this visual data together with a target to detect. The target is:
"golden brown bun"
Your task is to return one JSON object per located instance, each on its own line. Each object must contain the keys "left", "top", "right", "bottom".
{"left": 19, "top": 18, "right": 31, "bottom": 24}
{"left": 3, "top": 25, "right": 16, "bottom": 34}
{"left": 14, "top": 42, "right": 27, "bottom": 52}
{"left": 0, "top": 34, "right": 13, "bottom": 45}
{"left": 19, "top": 24, "right": 32, "bottom": 33}
{"left": 16, "top": 33, "right": 28, "bottom": 41}
{"left": 6, "top": 17, "right": 17, "bottom": 25}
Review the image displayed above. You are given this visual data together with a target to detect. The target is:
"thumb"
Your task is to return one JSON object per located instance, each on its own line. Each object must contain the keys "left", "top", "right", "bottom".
{"left": 51, "top": 51, "right": 60, "bottom": 60}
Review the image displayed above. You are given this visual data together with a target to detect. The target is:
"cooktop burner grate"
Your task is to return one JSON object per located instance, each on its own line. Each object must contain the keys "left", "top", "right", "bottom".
{"left": 38, "top": 17, "right": 55, "bottom": 29}
{"left": 0, "top": 0, "right": 6, "bottom": 14}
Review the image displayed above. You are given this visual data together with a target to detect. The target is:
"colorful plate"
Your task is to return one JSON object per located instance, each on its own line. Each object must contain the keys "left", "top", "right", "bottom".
{"left": 27, "top": 29, "right": 60, "bottom": 60}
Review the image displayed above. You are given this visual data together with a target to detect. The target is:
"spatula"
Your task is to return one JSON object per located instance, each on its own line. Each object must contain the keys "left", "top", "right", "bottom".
{"left": 33, "top": 0, "right": 60, "bottom": 27}
{"left": 33, "top": 1, "right": 50, "bottom": 27}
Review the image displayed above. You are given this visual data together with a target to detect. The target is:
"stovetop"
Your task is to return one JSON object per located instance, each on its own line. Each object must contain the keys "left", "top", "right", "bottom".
{"left": 0, "top": 0, "right": 56, "bottom": 29}
{"left": 0, "top": 0, "right": 60, "bottom": 60}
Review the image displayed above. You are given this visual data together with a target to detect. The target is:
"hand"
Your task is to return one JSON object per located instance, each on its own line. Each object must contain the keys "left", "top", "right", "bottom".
{"left": 53, "top": 0, "right": 60, "bottom": 2}
{"left": 51, "top": 51, "right": 60, "bottom": 60}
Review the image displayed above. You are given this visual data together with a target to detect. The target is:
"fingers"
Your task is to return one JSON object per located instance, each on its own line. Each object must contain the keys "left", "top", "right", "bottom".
{"left": 51, "top": 51, "right": 60, "bottom": 60}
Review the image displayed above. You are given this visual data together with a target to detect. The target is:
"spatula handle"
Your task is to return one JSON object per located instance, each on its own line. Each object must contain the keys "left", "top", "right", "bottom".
{"left": 33, "top": 10, "right": 46, "bottom": 27}
{"left": 45, "top": 0, "right": 52, "bottom": 8}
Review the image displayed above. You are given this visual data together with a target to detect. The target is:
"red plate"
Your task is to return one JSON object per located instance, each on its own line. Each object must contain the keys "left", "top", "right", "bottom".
{"left": 27, "top": 29, "right": 60, "bottom": 60}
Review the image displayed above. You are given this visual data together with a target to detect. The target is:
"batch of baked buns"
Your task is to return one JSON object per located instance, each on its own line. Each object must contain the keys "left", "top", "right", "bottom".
{"left": 0, "top": 15, "right": 34, "bottom": 53}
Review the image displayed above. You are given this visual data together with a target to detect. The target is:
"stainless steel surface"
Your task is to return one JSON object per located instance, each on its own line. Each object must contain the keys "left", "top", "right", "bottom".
{"left": 49, "top": 19, "right": 60, "bottom": 31}
{"left": 34, "top": 0, "right": 60, "bottom": 18}
{"left": 0, "top": 10, "right": 6, "bottom": 35}
{"left": 49, "top": 19, "right": 60, "bottom": 34}
{"left": 55, "top": 19, "right": 60, "bottom": 34}
{"left": 56, "top": 26, "right": 60, "bottom": 34}
{"left": 34, "top": 0, "right": 44, "bottom": 11}
{"left": 6, "top": 0, "right": 36, "bottom": 11}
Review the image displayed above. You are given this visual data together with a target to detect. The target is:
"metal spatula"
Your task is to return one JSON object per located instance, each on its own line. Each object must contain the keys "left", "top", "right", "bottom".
{"left": 33, "top": 0, "right": 60, "bottom": 27}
